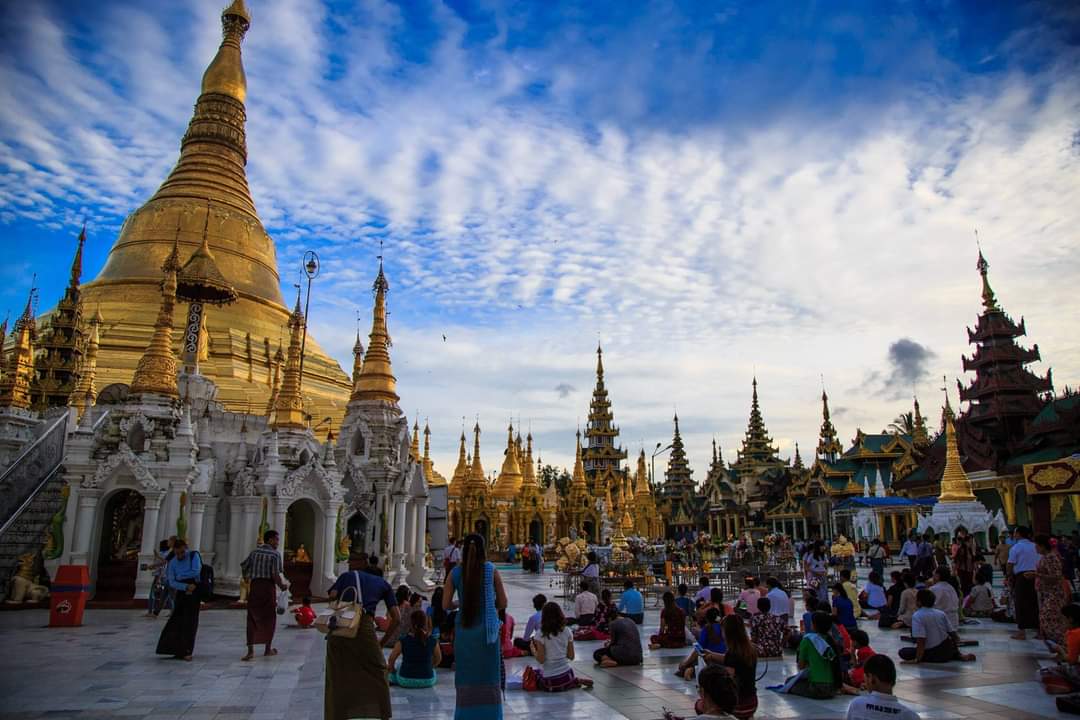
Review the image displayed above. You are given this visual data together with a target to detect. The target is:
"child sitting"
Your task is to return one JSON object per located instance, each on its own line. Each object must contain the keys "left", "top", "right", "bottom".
{"left": 845, "top": 628, "right": 876, "bottom": 690}
{"left": 675, "top": 583, "right": 694, "bottom": 618}
{"left": 845, "top": 654, "right": 920, "bottom": 720}
{"left": 531, "top": 602, "right": 594, "bottom": 690}
{"left": 387, "top": 609, "right": 441, "bottom": 688}
{"left": 292, "top": 596, "right": 316, "bottom": 628}
{"left": 964, "top": 566, "right": 995, "bottom": 618}
{"left": 831, "top": 583, "right": 858, "bottom": 632}
{"left": 859, "top": 572, "right": 888, "bottom": 618}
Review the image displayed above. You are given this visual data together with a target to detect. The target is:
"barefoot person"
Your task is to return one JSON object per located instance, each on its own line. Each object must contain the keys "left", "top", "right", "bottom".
{"left": 154, "top": 539, "right": 202, "bottom": 661}
{"left": 898, "top": 590, "right": 975, "bottom": 664}
{"left": 240, "top": 530, "right": 290, "bottom": 661}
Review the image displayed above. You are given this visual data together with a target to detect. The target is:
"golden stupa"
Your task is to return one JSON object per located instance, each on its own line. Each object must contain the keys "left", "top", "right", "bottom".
{"left": 77, "top": 0, "right": 350, "bottom": 420}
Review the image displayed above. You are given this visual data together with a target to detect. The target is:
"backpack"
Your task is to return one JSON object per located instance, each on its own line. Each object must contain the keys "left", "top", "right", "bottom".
{"left": 193, "top": 552, "right": 214, "bottom": 602}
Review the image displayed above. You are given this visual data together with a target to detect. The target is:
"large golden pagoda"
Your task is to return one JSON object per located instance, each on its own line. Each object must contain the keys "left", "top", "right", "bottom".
{"left": 76, "top": 0, "right": 349, "bottom": 420}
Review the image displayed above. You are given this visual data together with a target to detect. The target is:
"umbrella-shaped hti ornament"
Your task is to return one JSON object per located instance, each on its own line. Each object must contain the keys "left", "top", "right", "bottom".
{"left": 177, "top": 200, "right": 239, "bottom": 374}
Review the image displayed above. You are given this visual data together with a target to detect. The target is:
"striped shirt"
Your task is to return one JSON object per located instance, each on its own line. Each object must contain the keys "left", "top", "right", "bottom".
{"left": 241, "top": 544, "right": 283, "bottom": 580}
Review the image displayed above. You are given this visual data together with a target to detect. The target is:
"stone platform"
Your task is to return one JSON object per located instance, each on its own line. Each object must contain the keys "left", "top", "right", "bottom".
{"left": 0, "top": 564, "right": 1071, "bottom": 719}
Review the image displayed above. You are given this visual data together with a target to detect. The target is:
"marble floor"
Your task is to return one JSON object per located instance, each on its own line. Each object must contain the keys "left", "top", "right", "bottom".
{"left": 0, "top": 564, "right": 1072, "bottom": 719}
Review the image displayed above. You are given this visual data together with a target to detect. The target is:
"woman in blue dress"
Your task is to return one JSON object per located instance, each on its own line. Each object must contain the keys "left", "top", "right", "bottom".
{"left": 443, "top": 533, "right": 508, "bottom": 720}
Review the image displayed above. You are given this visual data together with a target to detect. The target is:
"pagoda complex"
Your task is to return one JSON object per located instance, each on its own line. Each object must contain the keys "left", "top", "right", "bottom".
{"left": 72, "top": 0, "right": 350, "bottom": 423}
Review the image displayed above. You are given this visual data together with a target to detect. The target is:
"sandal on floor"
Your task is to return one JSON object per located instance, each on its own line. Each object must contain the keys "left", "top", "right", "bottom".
{"left": 241, "top": 653, "right": 254, "bottom": 661}
{"left": 264, "top": 648, "right": 278, "bottom": 657}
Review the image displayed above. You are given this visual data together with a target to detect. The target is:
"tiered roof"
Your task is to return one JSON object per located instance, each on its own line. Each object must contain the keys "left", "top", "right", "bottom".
{"left": 31, "top": 228, "right": 86, "bottom": 411}
{"left": 582, "top": 344, "right": 627, "bottom": 494}
{"left": 732, "top": 378, "right": 784, "bottom": 477}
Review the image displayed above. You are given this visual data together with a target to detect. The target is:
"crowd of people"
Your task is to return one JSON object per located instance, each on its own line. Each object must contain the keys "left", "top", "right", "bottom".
{"left": 139, "top": 522, "right": 1080, "bottom": 719}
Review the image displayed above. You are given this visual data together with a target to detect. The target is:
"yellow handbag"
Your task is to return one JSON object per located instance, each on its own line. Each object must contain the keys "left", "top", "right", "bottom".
{"left": 316, "top": 571, "right": 364, "bottom": 638}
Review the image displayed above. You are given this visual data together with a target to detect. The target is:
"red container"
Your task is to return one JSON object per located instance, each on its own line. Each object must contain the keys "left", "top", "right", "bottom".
{"left": 49, "top": 565, "right": 90, "bottom": 627}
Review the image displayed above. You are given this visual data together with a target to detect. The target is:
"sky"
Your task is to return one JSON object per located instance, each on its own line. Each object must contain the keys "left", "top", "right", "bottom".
{"left": 1, "top": 0, "right": 1078, "bottom": 483}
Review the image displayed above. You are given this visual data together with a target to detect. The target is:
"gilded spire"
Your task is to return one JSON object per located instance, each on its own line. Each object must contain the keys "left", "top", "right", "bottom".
{"left": 571, "top": 430, "right": 587, "bottom": 490}
{"left": 912, "top": 396, "right": 929, "bottom": 448}
{"left": 352, "top": 258, "right": 399, "bottom": 404}
{"left": 351, "top": 329, "right": 365, "bottom": 387}
{"left": 130, "top": 233, "right": 181, "bottom": 399}
{"left": 410, "top": 419, "right": 421, "bottom": 462}
{"left": 938, "top": 393, "right": 976, "bottom": 503}
{"left": 70, "top": 224, "right": 85, "bottom": 289}
{"left": 596, "top": 342, "right": 604, "bottom": 379}
{"left": 635, "top": 449, "right": 650, "bottom": 496}
{"left": 0, "top": 285, "right": 38, "bottom": 409}
{"left": 793, "top": 442, "right": 804, "bottom": 470}
{"left": 448, "top": 431, "right": 468, "bottom": 498}
{"left": 976, "top": 248, "right": 999, "bottom": 313}
{"left": 493, "top": 422, "right": 523, "bottom": 498}
{"left": 201, "top": 1, "right": 251, "bottom": 103}
{"left": 422, "top": 422, "right": 443, "bottom": 486}
{"left": 265, "top": 343, "right": 283, "bottom": 416}
{"left": 521, "top": 432, "right": 539, "bottom": 490}
{"left": 270, "top": 291, "right": 305, "bottom": 429}
{"left": 69, "top": 308, "right": 102, "bottom": 416}
{"left": 816, "top": 388, "right": 842, "bottom": 461}
{"left": 469, "top": 422, "right": 486, "bottom": 489}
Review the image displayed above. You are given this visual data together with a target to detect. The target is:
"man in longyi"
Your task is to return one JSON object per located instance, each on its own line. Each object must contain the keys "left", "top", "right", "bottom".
{"left": 240, "top": 530, "right": 290, "bottom": 661}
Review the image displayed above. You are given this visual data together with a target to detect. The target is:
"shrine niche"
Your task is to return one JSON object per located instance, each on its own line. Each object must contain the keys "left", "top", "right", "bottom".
{"left": 95, "top": 489, "right": 144, "bottom": 601}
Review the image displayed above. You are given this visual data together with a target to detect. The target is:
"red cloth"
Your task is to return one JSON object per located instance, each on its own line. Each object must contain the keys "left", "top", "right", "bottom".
{"left": 246, "top": 578, "right": 277, "bottom": 645}
{"left": 849, "top": 646, "right": 875, "bottom": 686}
{"left": 293, "top": 605, "right": 316, "bottom": 627}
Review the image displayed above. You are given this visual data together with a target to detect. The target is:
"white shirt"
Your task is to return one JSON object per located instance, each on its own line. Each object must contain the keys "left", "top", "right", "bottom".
{"left": 911, "top": 607, "right": 951, "bottom": 651}
{"left": 1008, "top": 539, "right": 1038, "bottom": 573}
{"left": 536, "top": 627, "right": 573, "bottom": 677}
{"left": 575, "top": 590, "right": 598, "bottom": 618}
{"left": 449, "top": 545, "right": 462, "bottom": 563}
{"left": 767, "top": 588, "right": 789, "bottom": 616}
{"left": 930, "top": 582, "right": 960, "bottom": 631}
{"left": 901, "top": 540, "right": 918, "bottom": 557}
{"left": 846, "top": 691, "right": 921, "bottom": 720}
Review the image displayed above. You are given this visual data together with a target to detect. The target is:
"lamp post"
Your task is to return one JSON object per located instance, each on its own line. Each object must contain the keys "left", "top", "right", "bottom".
{"left": 298, "top": 251, "right": 319, "bottom": 385}
{"left": 650, "top": 441, "right": 673, "bottom": 488}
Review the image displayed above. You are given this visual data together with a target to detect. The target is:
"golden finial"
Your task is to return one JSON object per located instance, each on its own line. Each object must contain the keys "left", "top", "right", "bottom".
{"left": 571, "top": 430, "right": 587, "bottom": 490}
{"left": 351, "top": 255, "right": 399, "bottom": 404}
{"left": 269, "top": 288, "right": 305, "bottom": 429}
{"left": 975, "top": 233, "right": 1000, "bottom": 313}
{"left": 493, "top": 421, "right": 524, "bottom": 498}
{"left": 938, "top": 392, "right": 976, "bottom": 503}
{"left": 201, "top": 0, "right": 250, "bottom": 102}
{"left": 410, "top": 418, "right": 421, "bottom": 462}
{"left": 130, "top": 229, "right": 180, "bottom": 399}
{"left": 468, "top": 420, "right": 485, "bottom": 489}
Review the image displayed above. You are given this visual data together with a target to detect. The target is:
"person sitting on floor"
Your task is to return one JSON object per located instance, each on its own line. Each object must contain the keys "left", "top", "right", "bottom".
{"left": 515, "top": 593, "right": 546, "bottom": 654}
{"left": 570, "top": 582, "right": 599, "bottom": 628}
{"left": 530, "top": 602, "right": 594, "bottom": 690}
{"left": 929, "top": 567, "right": 961, "bottom": 633}
{"left": 676, "top": 583, "right": 695, "bottom": 618}
{"left": 776, "top": 611, "right": 843, "bottom": 699}
{"left": 832, "top": 582, "right": 858, "bottom": 632}
{"left": 696, "top": 587, "right": 729, "bottom": 627}
{"left": 844, "top": 628, "right": 876, "bottom": 691}
{"left": 840, "top": 568, "right": 863, "bottom": 618}
{"left": 677, "top": 606, "right": 725, "bottom": 679}
{"left": 898, "top": 590, "right": 976, "bottom": 664}
{"left": 650, "top": 590, "right": 689, "bottom": 649}
{"left": 701, "top": 614, "right": 759, "bottom": 719}
{"left": 695, "top": 665, "right": 742, "bottom": 720}
{"left": 737, "top": 576, "right": 761, "bottom": 616}
{"left": 618, "top": 580, "right": 645, "bottom": 624}
{"left": 694, "top": 575, "right": 714, "bottom": 606}
{"left": 501, "top": 610, "right": 524, "bottom": 658}
{"left": 593, "top": 615, "right": 643, "bottom": 668}
{"left": 859, "top": 572, "right": 888, "bottom": 619}
{"left": 844, "top": 654, "right": 920, "bottom": 720}
{"left": 387, "top": 609, "right": 441, "bottom": 688}
{"left": 595, "top": 588, "right": 619, "bottom": 636}
{"left": 891, "top": 572, "right": 919, "bottom": 630}
{"left": 292, "top": 596, "right": 316, "bottom": 628}
{"left": 964, "top": 565, "right": 995, "bottom": 618}
{"left": 765, "top": 577, "right": 791, "bottom": 621}
{"left": 750, "top": 597, "right": 787, "bottom": 658}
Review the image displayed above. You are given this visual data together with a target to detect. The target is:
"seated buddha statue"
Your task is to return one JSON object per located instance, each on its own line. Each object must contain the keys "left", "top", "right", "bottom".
{"left": 294, "top": 544, "right": 312, "bottom": 564}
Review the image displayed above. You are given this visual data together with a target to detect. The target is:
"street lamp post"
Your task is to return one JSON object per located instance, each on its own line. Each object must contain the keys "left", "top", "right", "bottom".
{"left": 650, "top": 441, "right": 673, "bottom": 488}
{"left": 299, "top": 251, "right": 320, "bottom": 386}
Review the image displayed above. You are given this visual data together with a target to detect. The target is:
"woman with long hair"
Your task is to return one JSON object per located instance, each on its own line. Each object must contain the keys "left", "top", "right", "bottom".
{"left": 701, "top": 614, "right": 759, "bottom": 719}
{"left": 442, "top": 533, "right": 507, "bottom": 719}
{"left": 807, "top": 541, "right": 830, "bottom": 603}
{"left": 649, "top": 591, "right": 688, "bottom": 649}
{"left": 1036, "top": 534, "right": 1069, "bottom": 648}
{"left": 387, "top": 609, "right": 442, "bottom": 688}
{"left": 676, "top": 606, "right": 725, "bottom": 679}
{"left": 530, "top": 602, "right": 593, "bottom": 690}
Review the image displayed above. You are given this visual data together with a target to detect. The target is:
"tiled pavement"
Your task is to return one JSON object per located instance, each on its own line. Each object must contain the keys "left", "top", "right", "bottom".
{"left": 0, "top": 564, "right": 1072, "bottom": 719}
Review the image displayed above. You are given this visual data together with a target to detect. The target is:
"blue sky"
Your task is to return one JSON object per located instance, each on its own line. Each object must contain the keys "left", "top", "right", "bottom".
{"left": 1, "top": 0, "right": 1078, "bottom": 478}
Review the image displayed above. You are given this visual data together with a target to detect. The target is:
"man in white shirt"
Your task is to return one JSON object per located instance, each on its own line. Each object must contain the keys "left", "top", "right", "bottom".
{"left": 928, "top": 568, "right": 960, "bottom": 632}
{"left": 1007, "top": 525, "right": 1039, "bottom": 640}
{"left": 898, "top": 590, "right": 975, "bottom": 663}
{"left": 900, "top": 534, "right": 919, "bottom": 570}
{"left": 693, "top": 575, "right": 713, "bottom": 605}
{"left": 765, "top": 577, "right": 790, "bottom": 618}
{"left": 846, "top": 654, "right": 921, "bottom": 720}
{"left": 573, "top": 585, "right": 599, "bottom": 627}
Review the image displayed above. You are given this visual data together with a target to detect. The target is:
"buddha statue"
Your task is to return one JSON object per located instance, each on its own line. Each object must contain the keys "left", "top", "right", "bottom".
{"left": 294, "top": 544, "right": 311, "bottom": 563}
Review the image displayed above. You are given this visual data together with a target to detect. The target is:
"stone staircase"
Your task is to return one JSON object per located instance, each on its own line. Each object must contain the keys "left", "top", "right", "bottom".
{"left": 0, "top": 468, "right": 65, "bottom": 602}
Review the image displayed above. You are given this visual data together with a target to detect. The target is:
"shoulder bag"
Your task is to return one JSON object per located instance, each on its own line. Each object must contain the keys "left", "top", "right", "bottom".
{"left": 316, "top": 571, "right": 364, "bottom": 639}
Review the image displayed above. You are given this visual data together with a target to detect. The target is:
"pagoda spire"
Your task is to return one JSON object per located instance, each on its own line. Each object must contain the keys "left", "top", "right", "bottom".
{"left": 31, "top": 227, "right": 89, "bottom": 410}
{"left": 352, "top": 258, "right": 399, "bottom": 404}
{"left": 469, "top": 421, "right": 486, "bottom": 489}
{"left": 351, "top": 327, "right": 364, "bottom": 387}
{"left": 793, "top": 442, "right": 805, "bottom": 470}
{"left": 130, "top": 232, "right": 181, "bottom": 399}
{"left": 69, "top": 308, "right": 102, "bottom": 417}
{"left": 410, "top": 419, "right": 421, "bottom": 461}
{"left": 582, "top": 342, "right": 627, "bottom": 493}
{"left": 521, "top": 432, "right": 539, "bottom": 490}
{"left": 912, "top": 396, "right": 929, "bottom": 448}
{"left": 663, "top": 413, "right": 694, "bottom": 491}
{"left": 270, "top": 290, "right": 305, "bottom": 429}
{"left": 0, "top": 285, "right": 38, "bottom": 409}
{"left": 938, "top": 392, "right": 976, "bottom": 503}
{"left": 265, "top": 343, "right": 283, "bottom": 416}
{"left": 816, "top": 388, "right": 842, "bottom": 462}
{"left": 69, "top": 224, "right": 86, "bottom": 289}
{"left": 976, "top": 248, "right": 999, "bottom": 312}
{"left": 635, "top": 449, "right": 650, "bottom": 496}
{"left": 494, "top": 422, "right": 523, "bottom": 498}
{"left": 571, "top": 431, "right": 587, "bottom": 490}
{"left": 449, "top": 430, "right": 469, "bottom": 497}
{"left": 735, "top": 376, "right": 781, "bottom": 471}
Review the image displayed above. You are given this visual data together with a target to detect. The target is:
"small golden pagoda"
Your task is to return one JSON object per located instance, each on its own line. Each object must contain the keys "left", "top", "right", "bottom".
{"left": 270, "top": 292, "right": 307, "bottom": 430}
{"left": 0, "top": 289, "right": 38, "bottom": 410}
{"left": 76, "top": 0, "right": 349, "bottom": 419}
{"left": 938, "top": 397, "right": 977, "bottom": 503}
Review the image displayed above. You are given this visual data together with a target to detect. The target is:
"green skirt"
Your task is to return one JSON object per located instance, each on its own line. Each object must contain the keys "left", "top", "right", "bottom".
{"left": 324, "top": 615, "right": 392, "bottom": 720}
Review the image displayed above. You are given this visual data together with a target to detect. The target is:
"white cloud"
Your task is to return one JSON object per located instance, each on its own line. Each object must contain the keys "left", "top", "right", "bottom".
{"left": 0, "top": 0, "right": 1078, "bottom": 478}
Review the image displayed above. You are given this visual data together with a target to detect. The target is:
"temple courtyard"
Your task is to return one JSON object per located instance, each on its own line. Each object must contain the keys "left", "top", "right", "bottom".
{"left": 0, "top": 566, "right": 1070, "bottom": 720}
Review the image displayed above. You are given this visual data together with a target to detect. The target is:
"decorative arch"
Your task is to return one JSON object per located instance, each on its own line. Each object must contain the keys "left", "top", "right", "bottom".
{"left": 86, "top": 445, "right": 162, "bottom": 492}
{"left": 279, "top": 455, "right": 342, "bottom": 505}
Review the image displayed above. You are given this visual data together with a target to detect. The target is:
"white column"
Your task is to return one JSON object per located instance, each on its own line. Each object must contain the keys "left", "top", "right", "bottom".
{"left": 384, "top": 496, "right": 396, "bottom": 560}
{"left": 322, "top": 506, "right": 339, "bottom": 590}
{"left": 407, "top": 499, "right": 430, "bottom": 589}
{"left": 390, "top": 495, "right": 408, "bottom": 583}
{"left": 71, "top": 489, "right": 102, "bottom": 565}
{"left": 403, "top": 500, "right": 416, "bottom": 558}
{"left": 188, "top": 497, "right": 207, "bottom": 553}
{"left": 136, "top": 493, "right": 164, "bottom": 599}
{"left": 227, "top": 500, "right": 244, "bottom": 580}
{"left": 272, "top": 502, "right": 287, "bottom": 539}
{"left": 202, "top": 498, "right": 219, "bottom": 567}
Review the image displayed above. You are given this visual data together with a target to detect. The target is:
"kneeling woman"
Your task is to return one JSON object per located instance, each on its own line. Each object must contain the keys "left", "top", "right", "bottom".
{"left": 531, "top": 602, "right": 594, "bottom": 691}
{"left": 387, "top": 609, "right": 441, "bottom": 688}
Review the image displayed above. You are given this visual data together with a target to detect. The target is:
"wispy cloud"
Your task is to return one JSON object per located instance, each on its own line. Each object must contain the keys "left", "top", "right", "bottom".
{"left": 0, "top": 0, "right": 1078, "bottom": 476}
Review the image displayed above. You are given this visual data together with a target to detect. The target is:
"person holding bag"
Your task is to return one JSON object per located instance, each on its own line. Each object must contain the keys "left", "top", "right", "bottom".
{"left": 240, "top": 530, "right": 290, "bottom": 661}
{"left": 155, "top": 539, "right": 202, "bottom": 661}
{"left": 324, "top": 550, "right": 399, "bottom": 720}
